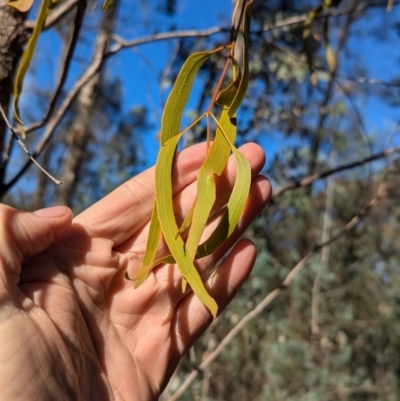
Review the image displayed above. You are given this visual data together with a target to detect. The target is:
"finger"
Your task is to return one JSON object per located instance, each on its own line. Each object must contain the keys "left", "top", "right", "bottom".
{"left": 171, "top": 238, "right": 257, "bottom": 357}
{"left": 73, "top": 142, "right": 213, "bottom": 246}
{"left": 0, "top": 205, "right": 72, "bottom": 281}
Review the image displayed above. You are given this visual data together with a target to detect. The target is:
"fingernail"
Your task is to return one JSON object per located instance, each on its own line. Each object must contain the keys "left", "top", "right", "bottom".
{"left": 33, "top": 206, "right": 68, "bottom": 218}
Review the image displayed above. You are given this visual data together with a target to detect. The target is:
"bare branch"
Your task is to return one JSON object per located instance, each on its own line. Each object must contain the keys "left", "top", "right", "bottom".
{"left": 108, "top": 27, "right": 226, "bottom": 55}
{"left": 23, "top": 0, "right": 88, "bottom": 134}
{"left": 3, "top": 45, "right": 105, "bottom": 193}
{"left": 271, "top": 145, "right": 400, "bottom": 198}
{"left": 25, "top": 0, "right": 78, "bottom": 31}
{"left": 109, "top": 1, "right": 400, "bottom": 55}
{"left": 0, "top": 105, "right": 61, "bottom": 185}
{"left": 260, "top": 1, "right": 400, "bottom": 32}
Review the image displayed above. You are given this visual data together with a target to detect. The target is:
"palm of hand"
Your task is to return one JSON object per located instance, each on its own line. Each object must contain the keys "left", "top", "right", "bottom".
{"left": 0, "top": 144, "right": 270, "bottom": 401}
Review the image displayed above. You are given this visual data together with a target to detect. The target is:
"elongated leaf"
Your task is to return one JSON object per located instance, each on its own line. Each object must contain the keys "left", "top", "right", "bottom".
{"left": 7, "top": 0, "right": 34, "bottom": 12}
{"left": 155, "top": 110, "right": 251, "bottom": 265}
{"left": 13, "top": 0, "right": 52, "bottom": 131}
{"left": 156, "top": 133, "right": 218, "bottom": 318}
{"left": 184, "top": 110, "right": 236, "bottom": 261}
{"left": 198, "top": 111, "right": 251, "bottom": 254}
{"left": 130, "top": 5, "right": 254, "bottom": 320}
{"left": 323, "top": 18, "right": 336, "bottom": 72}
{"left": 130, "top": 201, "right": 162, "bottom": 286}
{"left": 150, "top": 3, "right": 254, "bottom": 267}
{"left": 133, "top": 50, "right": 221, "bottom": 297}
{"left": 229, "top": 0, "right": 253, "bottom": 117}
{"left": 103, "top": 0, "right": 112, "bottom": 10}
{"left": 160, "top": 49, "right": 221, "bottom": 144}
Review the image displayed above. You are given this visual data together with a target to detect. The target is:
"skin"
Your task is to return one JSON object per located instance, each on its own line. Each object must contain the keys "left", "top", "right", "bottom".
{"left": 0, "top": 142, "right": 271, "bottom": 401}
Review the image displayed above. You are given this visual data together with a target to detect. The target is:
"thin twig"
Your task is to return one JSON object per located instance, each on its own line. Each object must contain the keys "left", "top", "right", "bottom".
{"left": 0, "top": 105, "right": 62, "bottom": 185}
{"left": 23, "top": 0, "right": 88, "bottom": 135}
{"left": 259, "top": 1, "right": 400, "bottom": 33}
{"left": 2, "top": 41, "right": 107, "bottom": 194}
{"left": 25, "top": 0, "right": 79, "bottom": 31}
{"left": 108, "top": 1, "right": 400, "bottom": 55}
{"left": 108, "top": 27, "right": 227, "bottom": 55}
{"left": 271, "top": 145, "right": 400, "bottom": 198}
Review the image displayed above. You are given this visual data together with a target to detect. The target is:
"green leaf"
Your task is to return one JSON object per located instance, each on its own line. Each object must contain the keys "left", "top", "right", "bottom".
{"left": 13, "top": 0, "right": 53, "bottom": 133}
{"left": 130, "top": 201, "right": 162, "bottom": 286}
{"left": 184, "top": 110, "right": 237, "bottom": 261}
{"left": 155, "top": 110, "right": 251, "bottom": 265}
{"left": 132, "top": 50, "right": 221, "bottom": 285}
{"left": 229, "top": 0, "right": 253, "bottom": 117}
{"left": 160, "top": 49, "right": 222, "bottom": 145}
{"left": 156, "top": 133, "right": 218, "bottom": 318}
{"left": 102, "top": 0, "right": 112, "bottom": 10}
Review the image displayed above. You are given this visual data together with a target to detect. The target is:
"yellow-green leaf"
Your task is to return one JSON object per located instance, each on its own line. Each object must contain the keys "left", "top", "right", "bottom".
{"left": 13, "top": 0, "right": 53, "bottom": 132}
{"left": 102, "top": 0, "right": 112, "bottom": 10}
{"left": 130, "top": 201, "right": 162, "bottom": 286}
{"left": 325, "top": 43, "right": 336, "bottom": 72}
{"left": 160, "top": 49, "right": 222, "bottom": 145}
{"left": 155, "top": 110, "right": 251, "bottom": 265}
{"left": 184, "top": 110, "right": 236, "bottom": 261}
{"left": 229, "top": 0, "right": 252, "bottom": 117}
{"left": 133, "top": 50, "right": 221, "bottom": 287}
{"left": 156, "top": 133, "right": 218, "bottom": 318}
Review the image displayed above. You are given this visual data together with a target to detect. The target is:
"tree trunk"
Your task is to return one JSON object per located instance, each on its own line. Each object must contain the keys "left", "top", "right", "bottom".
{"left": 0, "top": 1, "right": 26, "bottom": 189}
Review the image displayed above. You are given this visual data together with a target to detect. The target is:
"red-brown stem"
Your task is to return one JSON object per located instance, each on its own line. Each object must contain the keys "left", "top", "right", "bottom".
{"left": 206, "top": 55, "right": 232, "bottom": 114}
{"left": 206, "top": 0, "right": 247, "bottom": 114}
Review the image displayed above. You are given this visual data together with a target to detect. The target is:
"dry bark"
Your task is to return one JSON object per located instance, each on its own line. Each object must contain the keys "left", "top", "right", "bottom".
{"left": 0, "top": 1, "right": 26, "bottom": 187}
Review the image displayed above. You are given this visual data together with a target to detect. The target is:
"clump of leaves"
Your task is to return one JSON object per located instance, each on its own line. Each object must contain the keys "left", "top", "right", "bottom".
{"left": 126, "top": 1, "right": 254, "bottom": 318}
{"left": 10, "top": 0, "right": 254, "bottom": 318}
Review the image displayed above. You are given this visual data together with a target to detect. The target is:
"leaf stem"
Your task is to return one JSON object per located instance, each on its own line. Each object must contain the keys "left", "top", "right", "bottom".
{"left": 206, "top": 0, "right": 248, "bottom": 114}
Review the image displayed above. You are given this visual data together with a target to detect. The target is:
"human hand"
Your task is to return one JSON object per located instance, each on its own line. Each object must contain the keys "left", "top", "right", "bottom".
{"left": 0, "top": 142, "right": 271, "bottom": 401}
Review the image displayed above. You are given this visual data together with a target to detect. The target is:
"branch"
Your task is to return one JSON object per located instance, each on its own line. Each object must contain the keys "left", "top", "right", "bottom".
{"left": 3, "top": 44, "right": 105, "bottom": 193}
{"left": 23, "top": 0, "right": 88, "bottom": 135}
{"left": 0, "top": 105, "right": 61, "bottom": 185}
{"left": 109, "top": 1, "right": 400, "bottom": 54}
{"left": 271, "top": 145, "right": 400, "bottom": 198}
{"left": 108, "top": 27, "right": 227, "bottom": 54}
{"left": 25, "top": 0, "right": 78, "bottom": 31}
{"left": 259, "top": 1, "right": 400, "bottom": 33}
{"left": 167, "top": 178, "right": 388, "bottom": 401}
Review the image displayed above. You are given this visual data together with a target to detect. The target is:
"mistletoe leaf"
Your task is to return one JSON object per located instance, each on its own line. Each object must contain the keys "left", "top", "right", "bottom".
{"left": 156, "top": 133, "right": 218, "bottom": 318}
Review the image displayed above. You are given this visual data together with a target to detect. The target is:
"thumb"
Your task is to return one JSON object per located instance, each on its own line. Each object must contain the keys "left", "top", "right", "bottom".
{"left": 0, "top": 205, "right": 73, "bottom": 265}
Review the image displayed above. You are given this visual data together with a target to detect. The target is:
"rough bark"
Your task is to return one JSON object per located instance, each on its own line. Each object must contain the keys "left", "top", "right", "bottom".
{"left": 0, "top": 0, "right": 26, "bottom": 187}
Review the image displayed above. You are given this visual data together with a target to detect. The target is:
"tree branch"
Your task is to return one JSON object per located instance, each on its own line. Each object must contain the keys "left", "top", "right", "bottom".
{"left": 271, "top": 145, "right": 400, "bottom": 198}
{"left": 22, "top": 0, "right": 88, "bottom": 135}
{"left": 25, "top": 0, "right": 78, "bottom": 31}
{"left": 2, "top": 43, "right": 105, "bottom": 193}
{"left": 0, "top": 104, "right": 61, "bottom": 185}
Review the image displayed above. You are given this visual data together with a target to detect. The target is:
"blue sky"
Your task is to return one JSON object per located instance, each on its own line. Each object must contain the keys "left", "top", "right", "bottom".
{"left": 9, "top": 1, "right": 400, "bottom": 198}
